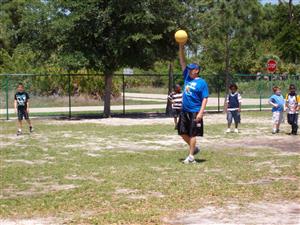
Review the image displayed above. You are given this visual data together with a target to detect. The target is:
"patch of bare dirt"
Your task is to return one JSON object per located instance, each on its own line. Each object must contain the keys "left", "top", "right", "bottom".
{"left": 235, "top": 176, "right": 298, "bottom": 185}
{"left": 115, "top": 188, "right": 139, "bottom": 194}
{"left": 0, "top": 208, "right": 98, "bottom": 225}
{"left": 64, "top": 174, "right": 104, "bottom": 183}
{"left": 150, "top": 166, "right": 172, "bottom": 172}
{"left": 115, "top": 188, "right": 165, "bottom": 200}
{"left": 86, "top": 152, "right": 102, "bottom": 157}
{"left": 43, "top": 113, "right": 271, "bottom": 127}
{"left": 165, "top": 201, "right": 300, "bottom": 225}
{"left": 36, "top": 114, "right": 300, "bottom": 154}
{"left": 214, "top": 136, "right": 300, "bottom": 153}
{"left": 3, "top": 159, "right": 52, "bottom": 165}
{"left": 0, "top": 217, "right": 60, "bottom": 225}
{"left": 0, "top": 182, "right": 78, "bottom": 199}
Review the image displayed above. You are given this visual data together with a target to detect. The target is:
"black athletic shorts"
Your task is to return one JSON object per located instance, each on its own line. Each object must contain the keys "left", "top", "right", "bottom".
{"left": 172, "top": 109, "right": 181, "bottom": 118}
{"left": 17, "top": 108, "right": 29, "bottom": 120}
{"left": 178, "top": 112, "right": 203, "bottom": 137}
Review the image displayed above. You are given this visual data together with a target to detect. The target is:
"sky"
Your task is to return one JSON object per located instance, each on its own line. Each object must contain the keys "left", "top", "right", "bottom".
{"left": 260, "top": 0, "right": 300, "bottom": 4}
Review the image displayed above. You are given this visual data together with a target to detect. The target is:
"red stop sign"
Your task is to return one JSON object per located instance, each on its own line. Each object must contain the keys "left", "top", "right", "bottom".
{"left": 267, "top": 59, "right": 277, "bottom": 73}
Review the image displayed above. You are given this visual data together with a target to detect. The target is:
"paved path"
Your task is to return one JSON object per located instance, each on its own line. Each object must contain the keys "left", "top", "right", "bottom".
{"left": 123, "top": 93, "right": 269, "bottom": 106}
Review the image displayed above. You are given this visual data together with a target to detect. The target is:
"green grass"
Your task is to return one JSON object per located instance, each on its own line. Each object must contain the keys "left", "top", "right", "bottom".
{"left": 0, "top": 112, "right": 299, "bottom": 224}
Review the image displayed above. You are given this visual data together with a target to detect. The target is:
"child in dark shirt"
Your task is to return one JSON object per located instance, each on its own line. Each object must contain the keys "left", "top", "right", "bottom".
{"left": 14, "top": 83, "right": 33, "bottom": 135}
{"left": 225, "top": 84, "right": 242, "bottom": 133}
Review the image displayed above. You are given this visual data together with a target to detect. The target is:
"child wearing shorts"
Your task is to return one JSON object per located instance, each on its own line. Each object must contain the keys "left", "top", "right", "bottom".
{"left": 285, "top": 84, "right": 299, "bottom": 135}
{"left": 14, "top": 83, "right": 33, "bottom": 135}
{"left": 225, "top": 84, "right": 242, "bottom": 133}
{"left": 269, "top": 86, "right": 285, "bottom": 134}
{"left": 168, "top": 84, "right": 183, "bottom": 129}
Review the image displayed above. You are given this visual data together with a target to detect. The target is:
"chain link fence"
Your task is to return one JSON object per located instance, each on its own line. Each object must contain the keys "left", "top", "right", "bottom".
{"left": 0, "top": 73, "right": 299, "bottom": 120}
{"left": 233, "top": 73, "right": 300, "bottom": 111}
{"left": 0, "top": 73, "right": 180, "bottom": 119}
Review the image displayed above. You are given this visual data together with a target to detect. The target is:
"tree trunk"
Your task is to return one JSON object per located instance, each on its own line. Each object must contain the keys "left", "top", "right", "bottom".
{"left": 104, "top": 71, "right": 113, "bottom": 118}
{"left": 223, "top": 33, "right": 231, "bottom": 111}
{"left": 225, "top": 34, "right": 232, "bottom": 88}
{"left": 166, "top": 62, "right": 173, "bottom": 116}
{"left": 288, "top": 0, "right": 293, "bottom": 23}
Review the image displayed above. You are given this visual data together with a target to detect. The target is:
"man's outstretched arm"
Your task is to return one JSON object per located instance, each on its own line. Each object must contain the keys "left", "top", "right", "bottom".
{"left": 179, "top": 43, "right": 186, "bottom": 72}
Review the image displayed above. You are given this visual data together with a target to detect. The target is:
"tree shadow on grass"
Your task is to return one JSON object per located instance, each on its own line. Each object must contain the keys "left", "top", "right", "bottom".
{"left": 17, "top": 132, "right": 31, "bottom": 136}
{"left": 55, "top": 112, "right": 169, "bottom": 120}
{"left": 53, "top": 111, "right": 223, "bottom": 121}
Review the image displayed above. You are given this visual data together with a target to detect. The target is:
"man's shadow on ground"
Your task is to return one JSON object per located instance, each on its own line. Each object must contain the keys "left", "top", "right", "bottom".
{"left": 178, "top": 159, "right": 206, "bottom": 163}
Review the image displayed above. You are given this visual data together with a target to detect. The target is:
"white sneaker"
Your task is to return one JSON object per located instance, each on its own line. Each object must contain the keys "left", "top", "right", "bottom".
{"left": 182, "top": 155, "right": 196, "bottom": 164}
{"left": 234, "top": 128, "right": 239, "bottom": 133}
{"left": 226, "top": 128, "right": 231, "bottom": 133}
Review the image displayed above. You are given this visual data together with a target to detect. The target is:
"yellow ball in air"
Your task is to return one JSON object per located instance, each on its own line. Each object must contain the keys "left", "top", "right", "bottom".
{"left": 174, "top": 30, "right": 188, "bottom": 44}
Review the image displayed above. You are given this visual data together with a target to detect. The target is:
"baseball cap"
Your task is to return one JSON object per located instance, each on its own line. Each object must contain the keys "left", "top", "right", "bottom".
{"left": 187, "top": 63, "right": 201, "bottom": 70}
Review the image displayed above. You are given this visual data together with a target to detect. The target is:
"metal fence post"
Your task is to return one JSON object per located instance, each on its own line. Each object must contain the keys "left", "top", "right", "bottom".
{"left": 5, "top": 75, "right": 9, "bottom": 120}
{"left": 259, "top": 76, "right": 262, "bottom": 111}
{"left": 270, "top": 74, "right": 273, "bottom": 94}
{"left": 217, "top": 74, "right": 220, "bottom": 112}
{"left": 123, "top": 73, "right": 125, "bottom": 115}
{"left": 68, "top": 73, "right": 71, "bottom": 119}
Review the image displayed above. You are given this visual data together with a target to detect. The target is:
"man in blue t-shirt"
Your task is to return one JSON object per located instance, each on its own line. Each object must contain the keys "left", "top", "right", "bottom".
{"left": 178, "top": 43, "right": 209, "bottom": 164}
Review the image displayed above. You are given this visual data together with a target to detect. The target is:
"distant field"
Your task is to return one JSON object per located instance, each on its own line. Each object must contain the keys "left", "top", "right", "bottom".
{"left": 0, "top": 111, "right": 299, "bottom": 224}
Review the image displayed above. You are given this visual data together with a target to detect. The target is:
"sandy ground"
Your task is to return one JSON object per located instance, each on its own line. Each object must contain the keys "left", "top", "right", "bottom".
{"left": 43, "top": 113, "right": 269, "bottom": 126}
{"left": 2, "top": 201, "right": 298, "bottom": 225}
{"left": 0, "top": 217, "right": 60, "bottom": 225}
{"left": 164, "top": 201, "right": 300, "bottom": 225}
{"left": 38, "top": 113, "right": 299, "bottom": 153}
{"left": 1, "top": 113, "right": 299, "bottom": 225}
{"left": 2, "top": 114, "right": 299, "bottom": 155}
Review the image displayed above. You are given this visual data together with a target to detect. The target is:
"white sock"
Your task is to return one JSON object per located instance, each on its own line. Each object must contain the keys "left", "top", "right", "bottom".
{"left": 189, "top": 155, "right": 194, "bottom": 160}
{"left": 18, "top": 129, "right": 21, "bottom": 132}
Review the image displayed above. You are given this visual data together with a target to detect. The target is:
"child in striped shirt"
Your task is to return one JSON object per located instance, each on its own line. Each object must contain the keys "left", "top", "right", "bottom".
{"left": 168, "top": 84, "right": 183, "bottom": 129}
